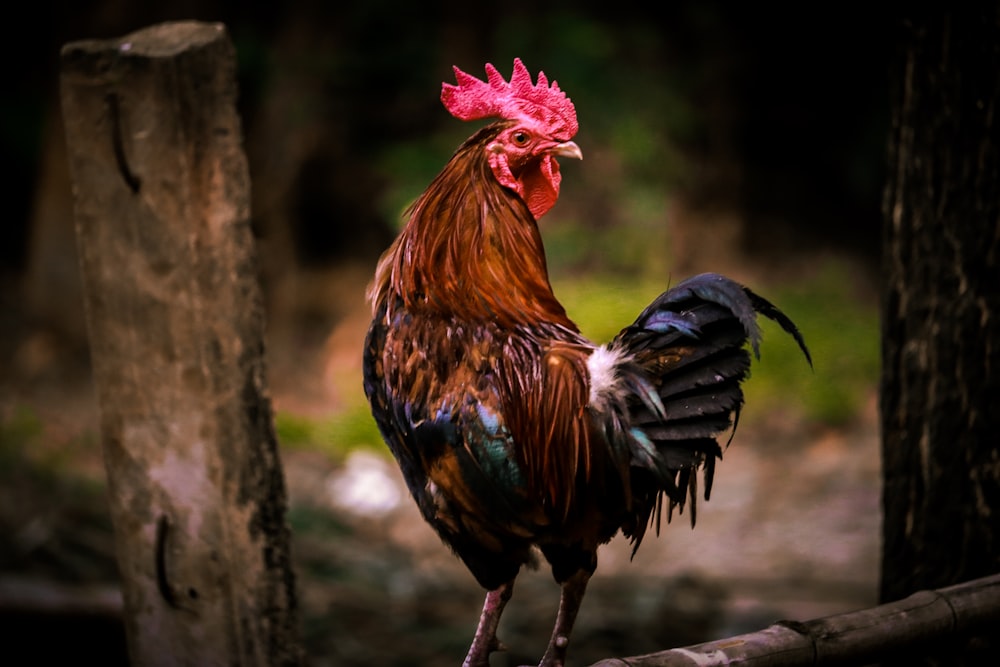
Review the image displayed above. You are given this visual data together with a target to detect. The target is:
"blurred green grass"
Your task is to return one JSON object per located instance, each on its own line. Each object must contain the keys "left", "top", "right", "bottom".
{"left": 275, "top": 408, "right": 383, "bottom": 459}
{"left": 736, "top": 263, "right": 880, "bottom": 428}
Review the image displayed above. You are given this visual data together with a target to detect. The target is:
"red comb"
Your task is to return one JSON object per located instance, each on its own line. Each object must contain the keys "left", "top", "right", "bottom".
{"left": 441, "top": 58, "right": 578, "bottom": 140}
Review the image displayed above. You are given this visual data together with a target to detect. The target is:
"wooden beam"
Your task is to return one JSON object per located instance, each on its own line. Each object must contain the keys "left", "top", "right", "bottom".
{"left": 59, "top": 21, "right": 301, "bottom": 666}
{"left": 590, "top": 572, "right": 1000, "bottom": 666}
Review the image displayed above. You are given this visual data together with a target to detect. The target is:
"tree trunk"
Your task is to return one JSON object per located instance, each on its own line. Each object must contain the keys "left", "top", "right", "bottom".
{"left": 880, "top": 5, "right": 1000, "bottom": 664}
{"left": 60, "top": 21, "right": 301, "bottom": 666}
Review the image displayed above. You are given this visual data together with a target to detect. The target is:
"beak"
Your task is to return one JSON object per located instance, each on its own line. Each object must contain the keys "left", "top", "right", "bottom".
{"left": 550, "top": 141, "right": 583, "bottom": 160}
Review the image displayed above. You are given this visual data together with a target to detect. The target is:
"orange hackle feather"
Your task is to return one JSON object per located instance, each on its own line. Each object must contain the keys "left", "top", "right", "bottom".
{"left": 370, "top": 123, "right": 574, "bottom": 330}
{"left": 499, "top": 340, "right": 606, "bottom": 521}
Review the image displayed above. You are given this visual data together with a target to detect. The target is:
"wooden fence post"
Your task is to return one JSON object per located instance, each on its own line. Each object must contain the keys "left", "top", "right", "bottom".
{"left": 59, "top": 21, "right": 301, "bottom": 666}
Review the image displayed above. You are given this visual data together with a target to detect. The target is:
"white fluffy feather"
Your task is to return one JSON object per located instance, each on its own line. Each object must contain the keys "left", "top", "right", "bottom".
{"left": 586, "top": 345, "right": 624, "bottom": 409}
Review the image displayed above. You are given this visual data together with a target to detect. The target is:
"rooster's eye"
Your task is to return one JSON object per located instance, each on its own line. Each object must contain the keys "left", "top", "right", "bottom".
{"left": 511, "top": 131, "right": 529, "bottom": 146}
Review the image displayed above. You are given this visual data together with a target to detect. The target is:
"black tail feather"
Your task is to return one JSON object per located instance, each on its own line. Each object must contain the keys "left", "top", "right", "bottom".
{"left": 651, "top": 349, "right": 751, "bottom": 401}
{"left": 613, "top": 273, "right": 809, "bottom": 547}
{"left": 744, "top": 287, "right": 813, "bottom": 366}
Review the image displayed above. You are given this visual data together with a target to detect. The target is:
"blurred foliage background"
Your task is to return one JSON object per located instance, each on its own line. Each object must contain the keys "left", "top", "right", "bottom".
{"left": 1, "top": 2, "right": 890, "bottom": 665}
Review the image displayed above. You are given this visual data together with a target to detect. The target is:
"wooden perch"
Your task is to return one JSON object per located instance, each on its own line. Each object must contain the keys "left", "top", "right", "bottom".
{"left": 590, "top": 572, "right": 1000, "bottom": 666}
{"left": 60, "top": 21, "right": 301, "bottom": 666}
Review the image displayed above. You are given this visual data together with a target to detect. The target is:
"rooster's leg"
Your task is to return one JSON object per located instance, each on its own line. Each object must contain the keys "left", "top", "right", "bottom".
{"left": 538, "top": 569, "right": 590, "bottom": 667}
{"left": 463, "top": 579, "right": 515, "bottom": 667}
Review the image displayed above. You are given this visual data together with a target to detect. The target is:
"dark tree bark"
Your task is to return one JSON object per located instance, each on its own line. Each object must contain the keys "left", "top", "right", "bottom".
{"left": 881, "top": 5, "right": 1000, "bottom": 664}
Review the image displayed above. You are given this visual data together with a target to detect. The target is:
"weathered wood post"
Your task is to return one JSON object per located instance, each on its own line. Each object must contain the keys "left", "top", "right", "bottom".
{"left": 59, "top": 21, "right": 301, "bottom": 665}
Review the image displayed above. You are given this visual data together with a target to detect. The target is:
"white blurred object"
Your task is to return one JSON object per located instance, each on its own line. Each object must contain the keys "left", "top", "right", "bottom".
{"left": 326, "top": 450, "right": 402, "bottom": 516}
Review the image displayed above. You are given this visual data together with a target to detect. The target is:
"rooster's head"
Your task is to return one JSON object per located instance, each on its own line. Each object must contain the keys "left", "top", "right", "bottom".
{"left": 441, "top": 58, "right": 582, "bottom": 219}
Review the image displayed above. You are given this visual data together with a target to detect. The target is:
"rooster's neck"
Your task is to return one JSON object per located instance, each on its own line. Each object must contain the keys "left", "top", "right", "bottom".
{"left": 374, "top": 132, "right": 574, "bottom": 330}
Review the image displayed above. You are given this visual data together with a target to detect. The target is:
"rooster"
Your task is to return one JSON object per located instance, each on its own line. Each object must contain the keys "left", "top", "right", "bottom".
{"left": 363, "top": 59, "right": 810, "bottom": 667}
